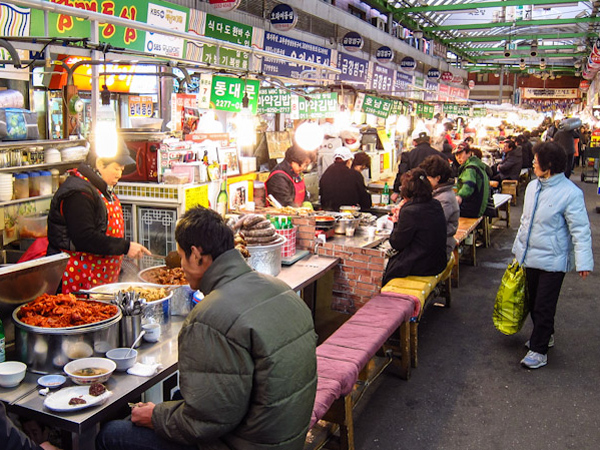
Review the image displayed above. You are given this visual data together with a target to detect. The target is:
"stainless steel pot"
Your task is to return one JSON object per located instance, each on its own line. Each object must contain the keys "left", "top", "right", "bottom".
{"left": 334, "top": 217, "right": 361, "bottom": 235}
{"left": 12, "top": 307, "right": 122, "bottom": 374}
{"left": 246, "top": 236, "right": 286, "bottom": 276}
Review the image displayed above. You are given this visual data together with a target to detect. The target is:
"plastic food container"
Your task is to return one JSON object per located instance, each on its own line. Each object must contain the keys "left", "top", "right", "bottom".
{"left": 28, "top": 171, "right": 40, "bottom": 197}
{"left": 18, "top": 213, "right": 48, "bottom": 239}
{"left": 39, "top": 170, "right": 52, "bottom": 196}
{"left": 14, "top": 172, "right": 29, "bottom": 199}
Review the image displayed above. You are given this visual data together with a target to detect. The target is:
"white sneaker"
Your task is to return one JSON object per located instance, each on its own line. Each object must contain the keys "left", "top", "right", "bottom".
{"left": 525, "top": 334, "right": 554, "bottom": 349}
{"left": 521, "top": 350, "right": 547, "bottom": 369}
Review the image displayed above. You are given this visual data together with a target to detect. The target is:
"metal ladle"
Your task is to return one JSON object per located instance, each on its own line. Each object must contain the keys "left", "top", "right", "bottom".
{"left": 126, "top": 330, "right": 145, "bottom": 357}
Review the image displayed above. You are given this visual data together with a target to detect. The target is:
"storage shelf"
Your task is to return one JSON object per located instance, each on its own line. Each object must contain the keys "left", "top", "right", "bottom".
{"left": 0, "top": 194, "right": 53, "bottom": 206}
{"left": 0, "top": 160, "right": 84, "bottom": 173}
{"left": 0, "top": 138, "right": 87, "bottom": 150}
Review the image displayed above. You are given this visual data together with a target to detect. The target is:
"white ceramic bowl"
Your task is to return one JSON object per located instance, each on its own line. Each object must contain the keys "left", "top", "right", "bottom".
{"left": 0, "top": 361, "right": 27, "bottom": 388}
{"left": 105, "top": 348, "right": 138, "bottom": 371}
{"left": 63, "top": 357, "right": 116, "bottom": 385}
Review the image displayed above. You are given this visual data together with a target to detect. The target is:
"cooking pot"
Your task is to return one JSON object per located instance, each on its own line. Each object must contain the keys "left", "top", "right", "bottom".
{"left": 314, "top": 215, "right": 336, "bottom": 230}
{"left": 334, "top": 217, "right": 361, "bottom": 235}
{"left": 12, "top": 306, "right": 121, "bottom": 374}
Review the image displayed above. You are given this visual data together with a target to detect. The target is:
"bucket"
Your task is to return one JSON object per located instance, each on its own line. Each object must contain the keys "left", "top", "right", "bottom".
{"left": 246, "top": 236, "right": 286, "bottom": 276}
{"left": 277, "top": 227, "right": 297, "bottom": 258}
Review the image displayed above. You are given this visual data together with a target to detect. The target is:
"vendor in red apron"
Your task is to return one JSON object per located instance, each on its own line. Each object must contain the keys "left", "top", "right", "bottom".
{"left": 265, "top": 146, "right": 313, "bottom": 208}
{"left": 47, "top": 140, "right": 151, "bottom": 294}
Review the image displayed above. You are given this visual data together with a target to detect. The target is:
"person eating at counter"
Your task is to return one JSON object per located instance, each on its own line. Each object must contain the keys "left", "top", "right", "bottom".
{"left": 319, "top": 146, "right": 371, "bottom": 211}
{"left": 46, "top": 140, "right": 151, "bottom": 294}
{"left": 1, "top": 401, "right": 61, "bottom": 450}
{"left": 265, "top": 146, "right": 313, "bottom": 208}
{"left": 97, "top": 206, "right": 318, "bottom": 450}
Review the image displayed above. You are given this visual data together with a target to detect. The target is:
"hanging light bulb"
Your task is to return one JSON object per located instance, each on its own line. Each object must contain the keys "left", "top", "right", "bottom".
{"left": 233, "top": 93, "right": 258, "bottom": 147}
{"left": 295, "top": 121, "right": 324, "bottom": 151}
{"left": 396, "top": 115, "right": 410, "bottom": 134}
{"left": 94, "top": 84, "right": 118, "bottom": 159}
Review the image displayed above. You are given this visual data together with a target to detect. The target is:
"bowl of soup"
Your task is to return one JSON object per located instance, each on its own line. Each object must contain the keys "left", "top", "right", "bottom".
{"left": 63, "top": 357, "right": 116, "bottom": 385}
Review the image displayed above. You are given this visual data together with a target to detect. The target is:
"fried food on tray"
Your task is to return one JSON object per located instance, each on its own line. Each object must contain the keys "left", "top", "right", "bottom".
{"left": 17, "top": 293, "right": 119, "bottom": 328}
{"left": 141, "top": 267, "right": 188, "bottom": 285}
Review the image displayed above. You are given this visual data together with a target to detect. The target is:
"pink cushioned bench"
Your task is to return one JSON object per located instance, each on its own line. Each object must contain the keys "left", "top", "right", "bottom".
{"left": 304, "top": 292, "right": 418, "bottom": 450}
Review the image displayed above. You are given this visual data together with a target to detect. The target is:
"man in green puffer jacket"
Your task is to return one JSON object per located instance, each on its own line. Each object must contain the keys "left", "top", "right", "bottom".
{"left": 97, "top": 207, "right": 317, "bottom": 450}
{"left": 454, "top": 143, "right": 490, "bottom": 218}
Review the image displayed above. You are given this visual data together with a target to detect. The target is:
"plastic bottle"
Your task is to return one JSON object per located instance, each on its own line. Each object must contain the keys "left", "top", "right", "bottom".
{"left": 0, "top": 318, "right": 5, "bottom": 362}
{"left": 286, "top": 217, "right": 293, "bottom": 229}
{"left": 29, "top": 171, "right": 41, "bottom": 197}
{"left": 381, "top": 182, "right": 390, "bottom": 205}
{"left": 216, "top": 179, "right": 228, "bottom": 217}
{"left": 50, "top": 168, "right": 60, "bottom": 193}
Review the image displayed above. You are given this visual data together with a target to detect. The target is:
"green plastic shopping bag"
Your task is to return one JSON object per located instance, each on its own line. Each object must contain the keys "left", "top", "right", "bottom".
{"left": 492, "top": 260, "right": 529, "bottom": 335}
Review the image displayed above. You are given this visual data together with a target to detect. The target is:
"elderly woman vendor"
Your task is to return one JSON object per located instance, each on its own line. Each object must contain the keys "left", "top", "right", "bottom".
{"left": 47, "top": 140, "right": 150, "bottom": 293}
{"left": 265, "top": 146, "right": 312, "bottom": 208}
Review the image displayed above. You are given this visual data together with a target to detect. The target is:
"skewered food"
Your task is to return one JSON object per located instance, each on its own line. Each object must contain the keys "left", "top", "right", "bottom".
{"left": 17, "top": 294, "right": 118, "bottom": 328}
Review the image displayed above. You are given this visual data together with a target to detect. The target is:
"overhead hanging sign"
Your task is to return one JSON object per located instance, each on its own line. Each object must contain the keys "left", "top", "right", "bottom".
{"left": 521, "top": 88, "right": 580, "bottom": 99}
{"left": 199, "top": 14, "right": 253, "bottom": 70}
{"left": 424, "top": 79, "right": 438, "bottom": 102}
{"left": 258, "top": 88, "right": 292, "bottom": 114}
{"left": 354, "top": 93, "right": 392, "bottom": 119}
{"left": 400, "top": 57, "right": 416, "bottom": 72}
{"left": 290, "top": 92, "right": 339, "bottom": 120}
{"left": 209, "top": 0, "right": 242, "bottom": 13}
{"left": 262, "top": 32, "right": 332, "bottom": 79}
{"left": 269, "top": 4, "right": 298, "bottom": 31}
{"left": 394, "top": 71, "right": 414, "bottom": 97}
{"left": 369, "top": 63, "right": 394, "bottom": 93}
{"left": 427, "top": 68, "right": 440, "bottom": 80}
{"left": 336, "top": 52, "right": 369, "bottom": 86}
{"left": 342, "top": 31, "right": 364, "bottom": 53}
{"left": 30, "top": 0, "right": 189, "bottom": 55}
{"left": 210, "top": 75, "right": 260, "bottom": 114}
{"left": 376, "top": 46, "right": 393, "bottom": 64}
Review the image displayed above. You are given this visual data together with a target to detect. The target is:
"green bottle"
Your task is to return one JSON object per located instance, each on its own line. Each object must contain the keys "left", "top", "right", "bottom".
{"left": 0, "top": 318, "right": 5, "bottom": 363}
{"left": 286, "top": 217, "right": 293, "bottom": 229}
{"left": 216, "top": 179, "right": 228, "bottom": 217}
{"left": 381, "top": 182, "right": 390, "bottom": 205}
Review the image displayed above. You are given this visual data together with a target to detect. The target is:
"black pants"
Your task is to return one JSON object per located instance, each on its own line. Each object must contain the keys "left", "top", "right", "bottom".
{"left": 564, "top": 153, "right": 574, "bottom": 178}
{"left": 526, "top": 268, "right": 565, "bottom": 354}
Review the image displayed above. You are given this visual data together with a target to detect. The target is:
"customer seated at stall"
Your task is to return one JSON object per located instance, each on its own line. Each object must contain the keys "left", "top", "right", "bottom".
{"left": 419, "top": 155, "right": 459, "bottom": 259}
{"left": 516, "top": 134, "right": 533, "bottom": 170}
{"left": 382, "top": 168, "right": 447, "bottom": 286}
{"left": 319, "top": 147, "right": 371, "bottom": 211}
{"left": 2, "top": 402, "right": 61, "bottom": 450}
{"left": 491, "top": 138, "right": 522, "bottom": 182}
{"left": 392, "top": 128, "right": 440, "bottom": 201}
{"left": 454, "top": 143, "right": 491, "bottom": 218}
{"left": 265, "top": 146, "right": 312, "bottom": 208}
{"left": 97, "top": 206, "right": 317, "bottom": 450}
{"left": 46, "top": 140, "right": 151, "bottom": 294}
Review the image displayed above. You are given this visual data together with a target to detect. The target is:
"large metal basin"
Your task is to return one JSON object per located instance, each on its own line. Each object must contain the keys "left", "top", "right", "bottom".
{"left": 12, "top": 304, "right": 121, "bottom": 374}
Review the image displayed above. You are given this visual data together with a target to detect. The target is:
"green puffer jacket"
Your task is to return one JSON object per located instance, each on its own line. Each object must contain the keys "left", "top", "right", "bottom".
{"left": 152, "top": 249, "right": 317, "bottom": 450}
{"left": 456, "top": 155, "right": 490, "bottom": 218}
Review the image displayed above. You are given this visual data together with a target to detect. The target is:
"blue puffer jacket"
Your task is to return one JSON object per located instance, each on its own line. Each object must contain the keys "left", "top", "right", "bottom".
{"left": 512, "top": 173, "right": 593, "bottom": 273}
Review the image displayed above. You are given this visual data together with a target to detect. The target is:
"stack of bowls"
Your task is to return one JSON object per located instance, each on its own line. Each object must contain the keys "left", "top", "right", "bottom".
{"left": 0, "top": 173, "right": 13, "bottom": 202}
{"left": 44, "top": 148, "right": 61, "bottom": 164}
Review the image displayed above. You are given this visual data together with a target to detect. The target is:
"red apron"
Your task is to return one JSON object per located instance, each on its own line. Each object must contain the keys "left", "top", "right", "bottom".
{"left": 266, "top": 170, "right": 306, "bottom": 207}
{"left": 61, "top": 172, "right": 125, "bottom": 294}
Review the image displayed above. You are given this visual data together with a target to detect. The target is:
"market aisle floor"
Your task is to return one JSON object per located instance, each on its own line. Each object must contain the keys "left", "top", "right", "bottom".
{"left": 354, "top": 167, "right": 600, "bottom": 450}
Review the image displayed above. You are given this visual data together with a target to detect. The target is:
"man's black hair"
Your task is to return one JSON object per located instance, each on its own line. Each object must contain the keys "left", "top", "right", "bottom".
{"left": 175, "top": 206, "right": 234, "bottom": 260}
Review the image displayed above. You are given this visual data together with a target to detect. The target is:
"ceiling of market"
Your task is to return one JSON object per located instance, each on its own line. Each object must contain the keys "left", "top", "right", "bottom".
{"left": 366, "top": 0, "right": 598, "bottom": 74}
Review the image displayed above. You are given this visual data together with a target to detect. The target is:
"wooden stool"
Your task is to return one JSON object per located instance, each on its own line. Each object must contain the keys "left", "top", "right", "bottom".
{"left": 501, "top": 180, "right": 518, "bottom": 205}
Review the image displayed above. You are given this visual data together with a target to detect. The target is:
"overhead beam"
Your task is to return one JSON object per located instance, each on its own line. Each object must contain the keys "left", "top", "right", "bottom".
{"left": 452, "top": 32, "right": 594, "bottom": 43}
{"left": 399, "top": 0, "right": 580, "bottom": 14}
{"left": 475, "top": 52, "right": 586, "bottom": 59}
{"left": 466, "top": 45, "right": 578, "bottom": 52}
{"left": 425, "top": 16, "right": 600, "bottom": 32}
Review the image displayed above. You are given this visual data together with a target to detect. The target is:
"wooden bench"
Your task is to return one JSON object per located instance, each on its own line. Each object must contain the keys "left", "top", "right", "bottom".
{"left": 501, "top": 179, "right": 518, "bottom": 205}
{"left": 305, "top": 292, "right": 418, "bottom": 450}
{"left": 452, "top": 216, "right": 483, "bottom": 286}
{"left": 380, "top": 253, "right": 455, "bottom": 368}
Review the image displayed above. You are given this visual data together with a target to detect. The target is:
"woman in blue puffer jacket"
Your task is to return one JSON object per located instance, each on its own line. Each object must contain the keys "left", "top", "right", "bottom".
{"left": 512, "top": 141, "right": 593, "bottom": 369}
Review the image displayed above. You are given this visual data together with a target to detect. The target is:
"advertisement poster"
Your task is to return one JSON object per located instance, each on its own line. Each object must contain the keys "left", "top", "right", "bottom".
{"left": 145, "top": 3, "right": 187, "bottom": 58}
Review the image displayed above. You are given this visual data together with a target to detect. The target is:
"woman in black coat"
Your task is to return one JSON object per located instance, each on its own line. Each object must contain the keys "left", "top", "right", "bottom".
{"left": 382, "top": 168, "right": 448, "bottom": 286}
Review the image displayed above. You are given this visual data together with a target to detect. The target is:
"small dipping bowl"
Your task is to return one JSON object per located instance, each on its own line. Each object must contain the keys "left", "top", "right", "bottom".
{"left": 37, "top": 374, "right": 66, "bottom": 389}
{"left": 0, "top": 361, "right": 27, "bottom": 388}
{"left": 105, "top": 348, "right": 138, "bottom": 371}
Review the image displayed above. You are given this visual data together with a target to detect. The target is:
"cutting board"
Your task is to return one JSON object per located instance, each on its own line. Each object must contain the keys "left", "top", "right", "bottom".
{"left": 281, "top": 250, "right": 310, "bottom": 266}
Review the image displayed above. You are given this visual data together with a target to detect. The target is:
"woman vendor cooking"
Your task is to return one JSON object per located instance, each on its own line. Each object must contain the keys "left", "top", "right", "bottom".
{"left": 46, "top": 140, "right": 151, "bottom": 294}
{"left": 265, "top": 146, "right": 313, "bottom": 208}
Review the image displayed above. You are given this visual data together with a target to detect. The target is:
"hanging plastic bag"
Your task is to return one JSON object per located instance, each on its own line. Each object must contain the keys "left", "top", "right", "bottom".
{"left": 492, "top": 259, "right": 529, "bottom": 335}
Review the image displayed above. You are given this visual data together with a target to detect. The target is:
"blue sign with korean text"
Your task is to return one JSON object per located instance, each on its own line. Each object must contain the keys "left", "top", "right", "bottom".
{"left": 424, "top": 79, "right": 439, "bottom": 101}
{"left": 336, "top": 52, "right": 369, "bottom": 86}
{"left": 262, "top": 32, "right": 332, "bottom": 79}
{"left": 342, "top": 31, "right": 364, "bottom": 53}
{"left": 394, "top": 71, "right": 414, "bottom": 97}
{"left": 427, "top": 68, "right": 441, "bottom": 80}
{"left": 400, "top": 56, "right": 416, "bottom": 72}
{"left": 369, "top": 63, "right": 394, "bottom": 93}
{"left": 269, "top": 4, "right": 297, "bottom": 31}
{"left": 376, "top": 46, "right": 393, "bottom": 64}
